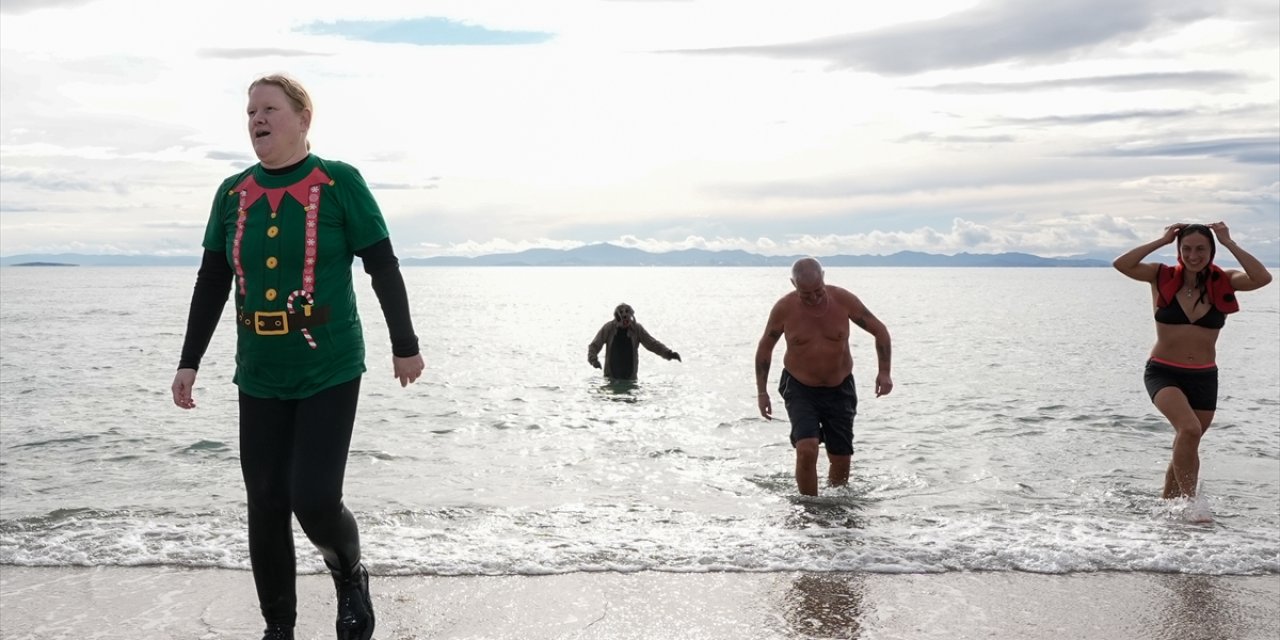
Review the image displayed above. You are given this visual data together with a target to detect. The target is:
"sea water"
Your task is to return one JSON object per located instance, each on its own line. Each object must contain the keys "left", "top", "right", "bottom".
{"left": 1, "top": 266, "right": 1277, "bottom": 576}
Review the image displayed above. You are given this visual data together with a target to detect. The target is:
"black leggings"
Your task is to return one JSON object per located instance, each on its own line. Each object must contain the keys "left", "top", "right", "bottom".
{"left": 239, "top": 375, "right": 363, "bottom": 627}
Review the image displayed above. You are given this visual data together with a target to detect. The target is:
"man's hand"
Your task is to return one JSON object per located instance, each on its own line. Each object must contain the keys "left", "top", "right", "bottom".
{"left": 668, "top": 351, "right": 681, "bottom": 362}
{"left": 757, "top": 392, "right": 772, "bottom": 420}
{"left": 875, "top": 372, "right": 894, "bottom": 397}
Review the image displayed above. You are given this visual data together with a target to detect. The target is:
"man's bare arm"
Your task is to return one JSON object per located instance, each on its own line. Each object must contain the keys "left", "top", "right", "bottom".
{"left": 852, "top": 308, "right": 891, "bottom": 375}
{"left": 755, "top": 332, "right": 781, "bottom": 419}
{"left": 755, "top": 302, "right": 785, "bottom": 419}
{"left": 755, "top": 333, "right": 781, "bottom": 391}
{"left": 848, "top": 292, "right": 893, "bottom": 396}
{"left": 757, "top": 301, "right": 787, "bottom": 386}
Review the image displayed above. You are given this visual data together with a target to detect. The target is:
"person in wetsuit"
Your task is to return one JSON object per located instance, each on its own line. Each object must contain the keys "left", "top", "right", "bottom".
{"left": 755, "top": 257, "right": 893, "bottom": 496}
{"left": 587, "top": 303, "right": 681, "bottom": 379}
{"left": 1113, "top": 222, "right": 1272, "bottom": 499}
{"left": 170, "top": 74, "right": 424, "bottom": 640}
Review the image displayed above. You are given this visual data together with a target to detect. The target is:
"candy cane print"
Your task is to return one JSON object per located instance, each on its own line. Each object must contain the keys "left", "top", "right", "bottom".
{"left": 286, "top": 289, "right": 318, "bottom": 350}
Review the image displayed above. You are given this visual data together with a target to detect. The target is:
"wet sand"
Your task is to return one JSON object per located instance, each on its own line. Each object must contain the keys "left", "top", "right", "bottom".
{"left": 1, "top": 566, "right": 1277, "bottom": 639}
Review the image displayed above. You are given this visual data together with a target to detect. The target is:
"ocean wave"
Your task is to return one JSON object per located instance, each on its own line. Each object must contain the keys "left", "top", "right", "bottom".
{"left": 2, "top": 505, "right": 1276, "bottom": 577}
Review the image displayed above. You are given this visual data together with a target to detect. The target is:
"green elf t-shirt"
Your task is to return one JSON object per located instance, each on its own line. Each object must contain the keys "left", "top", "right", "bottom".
{"left": 202, "top": 154, "right": 389, "bottom": 399}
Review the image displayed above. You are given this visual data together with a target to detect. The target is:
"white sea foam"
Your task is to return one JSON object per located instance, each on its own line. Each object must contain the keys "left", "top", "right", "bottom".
{"left": 2, "top": 502, "right": 1277, "bottom": 576}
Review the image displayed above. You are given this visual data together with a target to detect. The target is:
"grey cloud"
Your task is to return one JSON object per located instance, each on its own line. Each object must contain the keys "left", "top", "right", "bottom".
{"left": 369, "top": 181, "right": 439, "bottom": 190}
{"left": 714, "top": 156, "right": 1211, "bottom": 201}
{"left": 206, "top": 150, "right": 254, "bottom": 163}
{"left": 954, "top": 219, "right": 995, "bottom": 245}
{"left": 368, "top": 151, "right": 411, "bottom": 163}
{"left": 1230, "top": 0, "right": 1280, "bottom": 41}
{"left": 678, "top": 0, "right": 1218, "bottom": 75}
{"left": 6, "top": 112, "right": 201, "bottom": 156}
{"left": 552, "top": 205, "right": 983, "bottom": 247}
{"left": 197, "top": 48, "right": 331, "bottom": 59}
{"left": 0, "top": 202, "right": 44, "bottom": 213}
{"left": 916, "top": 71, "right": 1250, "bottom": 94}
{"left": 0, "top": 0, "right": 95, "bottom": 15}
{"left": 143, "top": 221, "right": 206, "bottom": 229}
{"left": 1222, "top": 191, "right": 1280, "bottom": 206}
{"left": 898, "top": 132, "right": 1016, "bottom": 143}
{"left": 1, "top": 55, "right": 163, "bottom": 116}
{"left": 999, "top": 109, "right": 1195, "bottom": 126}
{"left": 1, "top": 169, "right": 100, "bottom": 192}
{"left": 89, "top": 116, "right": 201, "bottom": 154}
{"left": 1098, "top": 136, "right": 1279, "bottom": 164}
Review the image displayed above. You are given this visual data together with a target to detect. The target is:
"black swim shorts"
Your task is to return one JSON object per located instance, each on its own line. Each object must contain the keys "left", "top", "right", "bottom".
{"left": 778, "top": 369, "right": 857, "bottom": 455}
{"left": 1144, "top": 359, "right": 1218, "bottom": 411}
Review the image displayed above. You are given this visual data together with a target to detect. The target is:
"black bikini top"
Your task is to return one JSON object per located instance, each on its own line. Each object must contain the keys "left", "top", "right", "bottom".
{"left": 1155, "top": 297, "right": 1226, "bottom": 329}
{"left": 1153, "top": 264, "right": 1237, "bottom": 330}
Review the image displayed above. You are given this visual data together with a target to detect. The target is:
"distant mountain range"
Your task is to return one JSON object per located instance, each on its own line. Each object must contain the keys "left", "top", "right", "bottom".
{"left": 0, "top": 244, "right": 1122, "bottom": 268}
{"left": 401, "top": 245, "right": 1116, "bottom": 267}
{"left": 9, "top": 244, "right": 1272, "bottom": 268}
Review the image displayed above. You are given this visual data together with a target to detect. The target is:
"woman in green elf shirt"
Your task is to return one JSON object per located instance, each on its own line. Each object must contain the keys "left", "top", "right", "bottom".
{"left": 171, "top": 74, "right": 424, "bottom": 640}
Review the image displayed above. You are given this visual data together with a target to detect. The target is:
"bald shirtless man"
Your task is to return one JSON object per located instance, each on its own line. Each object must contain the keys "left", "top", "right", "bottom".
{"left": 755, "top": 257, "right": 893, "bottom": 496}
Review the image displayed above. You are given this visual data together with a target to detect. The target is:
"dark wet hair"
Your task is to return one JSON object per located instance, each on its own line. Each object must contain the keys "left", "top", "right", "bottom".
{"left": 614, "top": 303, "right": 634, "bottom": 321}
{"left": 1176, "top": 224, "right": 1216, "bottom": 305}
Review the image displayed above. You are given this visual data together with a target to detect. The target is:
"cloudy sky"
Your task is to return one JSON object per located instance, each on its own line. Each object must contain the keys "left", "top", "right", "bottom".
{"left": 1, "top": 0, "right": 1277, "bottom": 261}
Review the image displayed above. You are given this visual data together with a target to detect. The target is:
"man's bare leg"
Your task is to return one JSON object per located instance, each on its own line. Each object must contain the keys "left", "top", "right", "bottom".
{"left": 795, "top": 438, "right": 820, "bottom": 496}
{"left": 827, "top": 453, "right": 851, "bottom": 488}
{"left": 1162, "top": 463, "right": 1178, "bottom": 500}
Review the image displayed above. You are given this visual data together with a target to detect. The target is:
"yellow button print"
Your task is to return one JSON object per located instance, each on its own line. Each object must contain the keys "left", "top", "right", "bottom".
{"left": 266, "top": 257, "right": 278, "bottom": 269}
{"left": 267, "top": 226, "right": 279, "bottom": 238}
{"left": 265, "top": 288, "right": 277, "bottom": 301}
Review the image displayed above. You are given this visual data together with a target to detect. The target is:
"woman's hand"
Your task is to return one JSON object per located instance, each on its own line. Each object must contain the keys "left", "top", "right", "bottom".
{"left": 1161, "top": 223, "right": 1187, "bottom": 244}
{"left": 393, "top": 354, "right": 425, "bottom": 387}
{"left": 172, "top": 368, "right": 197, "bottom": 409}
{"left": 1208, "top": 221, "right": 1233, "bottom": 245}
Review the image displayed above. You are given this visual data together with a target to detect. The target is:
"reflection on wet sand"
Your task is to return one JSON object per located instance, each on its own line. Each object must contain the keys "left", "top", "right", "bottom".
{"left": 1155, "top": 574, "right": 1247, "bottom": 640}
{"left": 768, "top": 487, "right": 872, "bottom": 637}
{"left": 778, "top": 572, "right": 867, "bottom": 639}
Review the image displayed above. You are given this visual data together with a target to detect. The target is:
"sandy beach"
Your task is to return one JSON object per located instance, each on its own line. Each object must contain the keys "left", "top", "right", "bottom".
{"left": 0, "top": 566, "right": 1276, "bottom": 639}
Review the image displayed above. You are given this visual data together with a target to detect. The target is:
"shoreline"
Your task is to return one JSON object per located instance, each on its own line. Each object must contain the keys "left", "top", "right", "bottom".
{"left": 1, "top": 566, "right": 1277, "bottom": 639}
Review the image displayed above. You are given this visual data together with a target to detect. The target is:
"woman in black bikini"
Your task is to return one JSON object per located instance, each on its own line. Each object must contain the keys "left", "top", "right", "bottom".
{"left": 1113, "top": 222, "right": 1272, "bottom": 499}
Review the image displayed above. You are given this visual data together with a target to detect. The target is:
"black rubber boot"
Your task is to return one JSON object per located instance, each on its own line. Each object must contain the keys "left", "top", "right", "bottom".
{"left": 261, "top": 624, "right": 294, "bottom": 640}
{"left": 332, "top": 562, "right": 375, "bottom": 640}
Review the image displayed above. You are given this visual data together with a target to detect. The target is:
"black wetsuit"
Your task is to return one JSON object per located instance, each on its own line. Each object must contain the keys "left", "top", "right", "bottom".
{"left": 609, "top": 329, "right": 636, "bottom": 380}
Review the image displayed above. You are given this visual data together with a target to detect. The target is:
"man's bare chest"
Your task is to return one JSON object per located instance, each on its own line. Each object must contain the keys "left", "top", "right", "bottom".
{"left": 785, "top": 308, "right": 849, "bottom": 345}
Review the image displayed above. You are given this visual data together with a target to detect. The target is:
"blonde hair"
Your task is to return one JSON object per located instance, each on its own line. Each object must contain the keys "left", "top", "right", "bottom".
{"left": 248, "top": 74, "right": 313, "bottom": 149}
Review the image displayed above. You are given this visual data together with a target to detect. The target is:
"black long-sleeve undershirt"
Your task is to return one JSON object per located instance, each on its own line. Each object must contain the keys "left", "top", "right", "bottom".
{"left": 177, "top": 249, "right": 234, "bottom": 370}
{"left": 177, "top": 238, "right": 420, "bottom": 370}
{"left": 354, "top": 237, "right": 420, "bottom": 358}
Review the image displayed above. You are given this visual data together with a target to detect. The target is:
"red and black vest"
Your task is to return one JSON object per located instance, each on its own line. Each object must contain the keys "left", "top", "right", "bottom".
{"left": 1156, "top": 263, "right": 1239, "bottom": 313}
